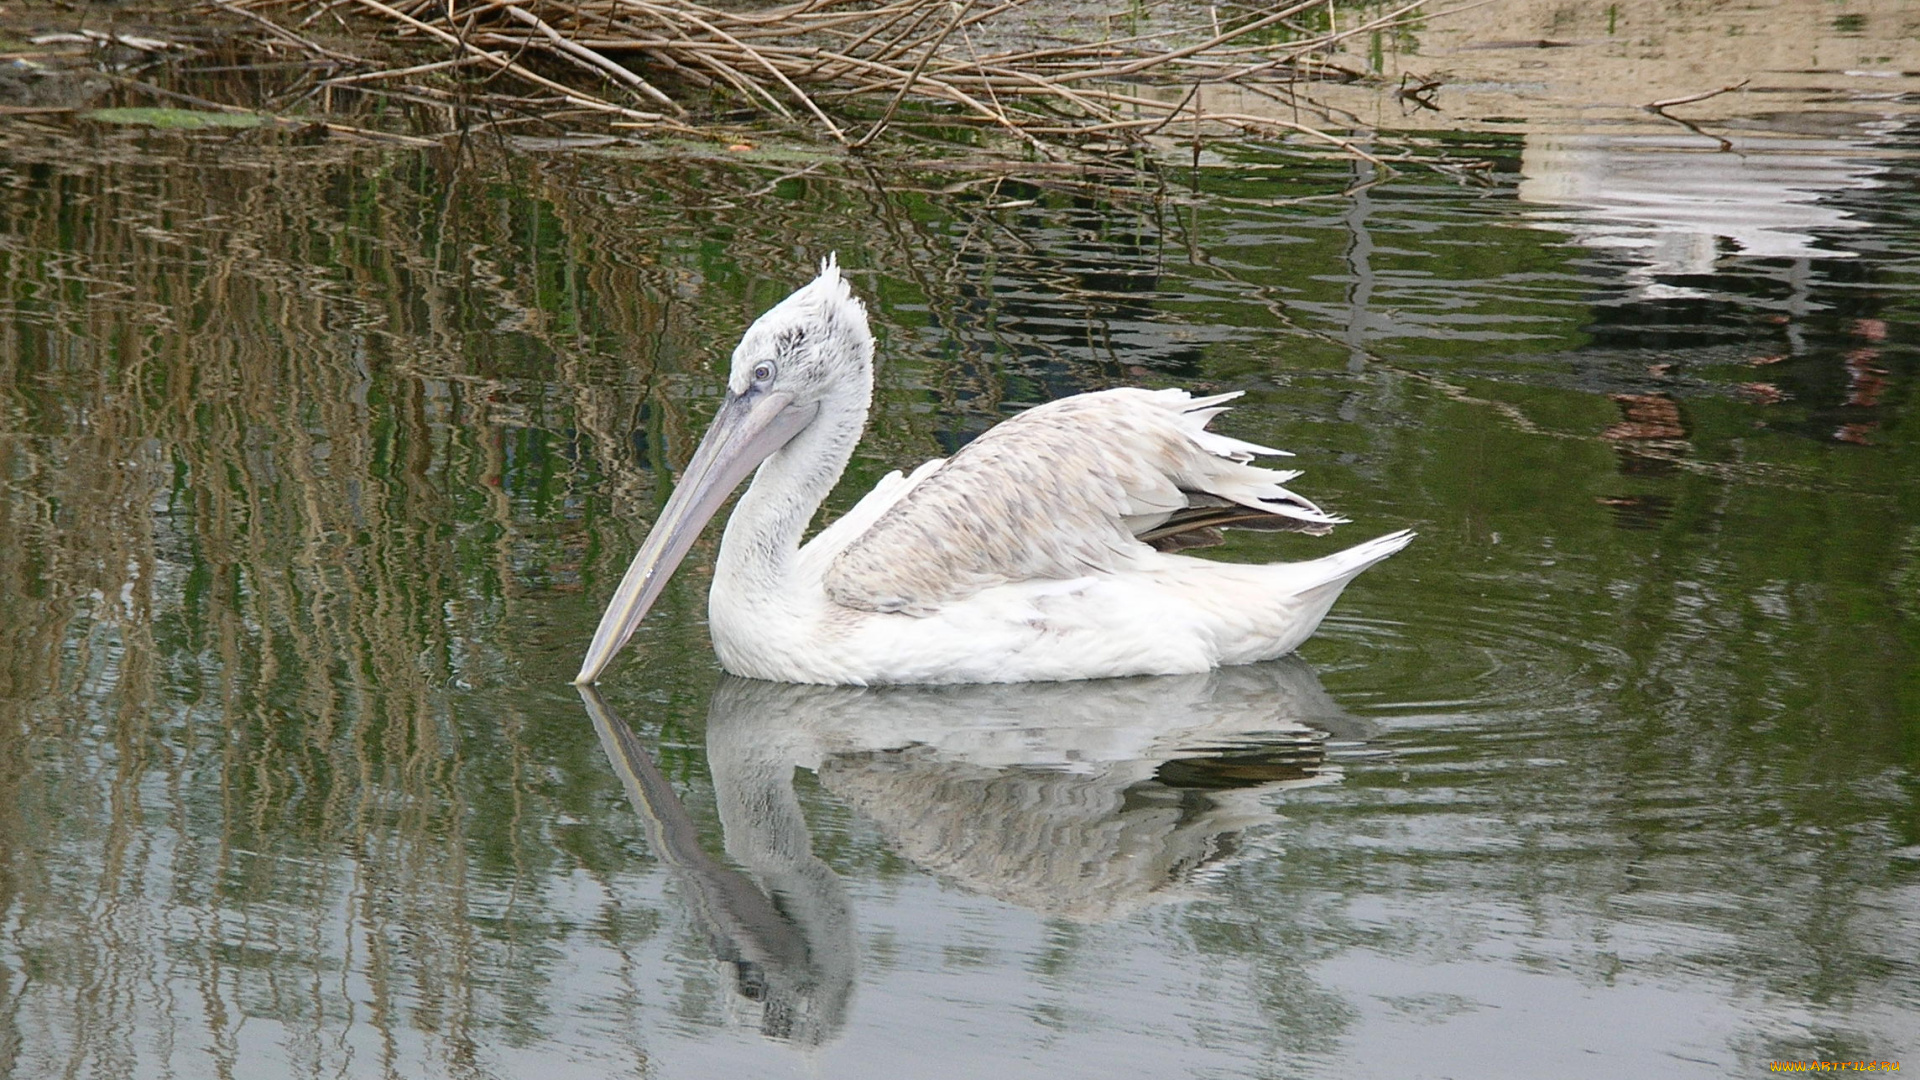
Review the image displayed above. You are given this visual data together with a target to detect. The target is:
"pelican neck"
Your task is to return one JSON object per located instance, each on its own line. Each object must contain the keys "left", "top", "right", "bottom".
{"left": 715, "top": 387, "right": 869, "bottom": 596}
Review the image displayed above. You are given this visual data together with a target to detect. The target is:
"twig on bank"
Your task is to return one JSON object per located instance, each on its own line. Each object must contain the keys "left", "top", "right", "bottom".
{"left": 1644, "top": 78, "right": 1750, "bottom": 113}
{"left": 211, "top": 0, "right": 369, "bottom": 61}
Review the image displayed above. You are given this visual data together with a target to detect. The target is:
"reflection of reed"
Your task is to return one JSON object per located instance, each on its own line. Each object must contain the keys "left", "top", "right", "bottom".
{"left": 0, "top": 140, "right": 718, "bottom": 1073}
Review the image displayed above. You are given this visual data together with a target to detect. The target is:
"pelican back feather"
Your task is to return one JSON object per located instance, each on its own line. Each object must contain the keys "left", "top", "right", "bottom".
{"left": 822, "top": 388, "right": 1343, "bottom": 614}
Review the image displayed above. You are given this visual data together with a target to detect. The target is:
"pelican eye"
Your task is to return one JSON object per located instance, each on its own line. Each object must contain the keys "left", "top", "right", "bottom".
{"left": 751, "top": 360, "right": 777, "bottom": 384}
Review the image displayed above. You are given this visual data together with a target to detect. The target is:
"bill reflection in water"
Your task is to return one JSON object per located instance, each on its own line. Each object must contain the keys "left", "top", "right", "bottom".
{"left": 579, "top": 656, "right": 1372, "bottom": 1045}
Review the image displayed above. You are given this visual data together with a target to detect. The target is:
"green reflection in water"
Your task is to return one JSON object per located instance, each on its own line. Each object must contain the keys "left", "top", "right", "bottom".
{"left": 0, "top": 123, "right": 1912, "bottom": 1077}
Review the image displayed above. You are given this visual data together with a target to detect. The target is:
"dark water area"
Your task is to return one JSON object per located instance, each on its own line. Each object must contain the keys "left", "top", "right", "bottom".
{"left": 0, "top": 117, "right": 1914, "bottom": 1077}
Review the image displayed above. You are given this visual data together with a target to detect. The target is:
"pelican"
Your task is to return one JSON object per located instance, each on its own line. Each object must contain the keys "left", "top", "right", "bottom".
{"left": 575, "top": 256, "right": 1413, "bottom": 686}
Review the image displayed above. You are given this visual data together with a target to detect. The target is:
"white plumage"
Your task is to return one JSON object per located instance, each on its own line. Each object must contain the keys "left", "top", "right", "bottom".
{"left": 576, "top": 257, "right": 1413, "bottom": 686}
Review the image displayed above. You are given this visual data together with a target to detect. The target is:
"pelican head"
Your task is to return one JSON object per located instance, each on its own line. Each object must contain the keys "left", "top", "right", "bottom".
{"left": 575, "top": 256, "right": 873, "bottom": 684}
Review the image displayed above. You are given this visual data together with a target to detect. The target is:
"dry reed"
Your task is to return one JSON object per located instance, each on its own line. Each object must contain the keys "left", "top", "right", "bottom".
{"left": 212, "top": 0, "right": 1437, "bottom": 156}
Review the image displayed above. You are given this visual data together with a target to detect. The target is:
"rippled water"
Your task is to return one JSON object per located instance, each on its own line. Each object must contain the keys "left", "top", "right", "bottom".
{"left": 0, "top": 110, "right": 1915, "bottom": 1075}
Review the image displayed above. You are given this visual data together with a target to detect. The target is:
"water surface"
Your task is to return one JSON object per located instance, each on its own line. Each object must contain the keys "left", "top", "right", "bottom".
{"left": 0, "top": 107, "right": 1915, "bottom": 1077}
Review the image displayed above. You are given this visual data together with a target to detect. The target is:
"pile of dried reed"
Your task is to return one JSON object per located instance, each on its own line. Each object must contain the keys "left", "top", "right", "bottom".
{"left": 218, "top": 0, "right": 1434, "bottom": 155}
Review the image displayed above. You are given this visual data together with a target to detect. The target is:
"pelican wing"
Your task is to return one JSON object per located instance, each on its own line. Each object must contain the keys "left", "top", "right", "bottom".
{"left": 822, "top": 388, "right": 1343, "bottom": 614}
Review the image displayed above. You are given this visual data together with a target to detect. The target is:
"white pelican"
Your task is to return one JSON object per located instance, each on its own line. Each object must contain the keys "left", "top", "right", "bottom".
{"left": 575, "top": 257, "right": 1413, "bottom": 686}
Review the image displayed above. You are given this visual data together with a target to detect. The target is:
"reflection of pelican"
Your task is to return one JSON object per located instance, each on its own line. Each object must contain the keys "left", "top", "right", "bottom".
{"left": 576, "top": 258, "right": 1411, "bottom": 685}
{"left": 581, "top": 688, "right": 855, "bottom": 1047}
{"left": 702, "top": 657, "right": 1362, "bottom": 923}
